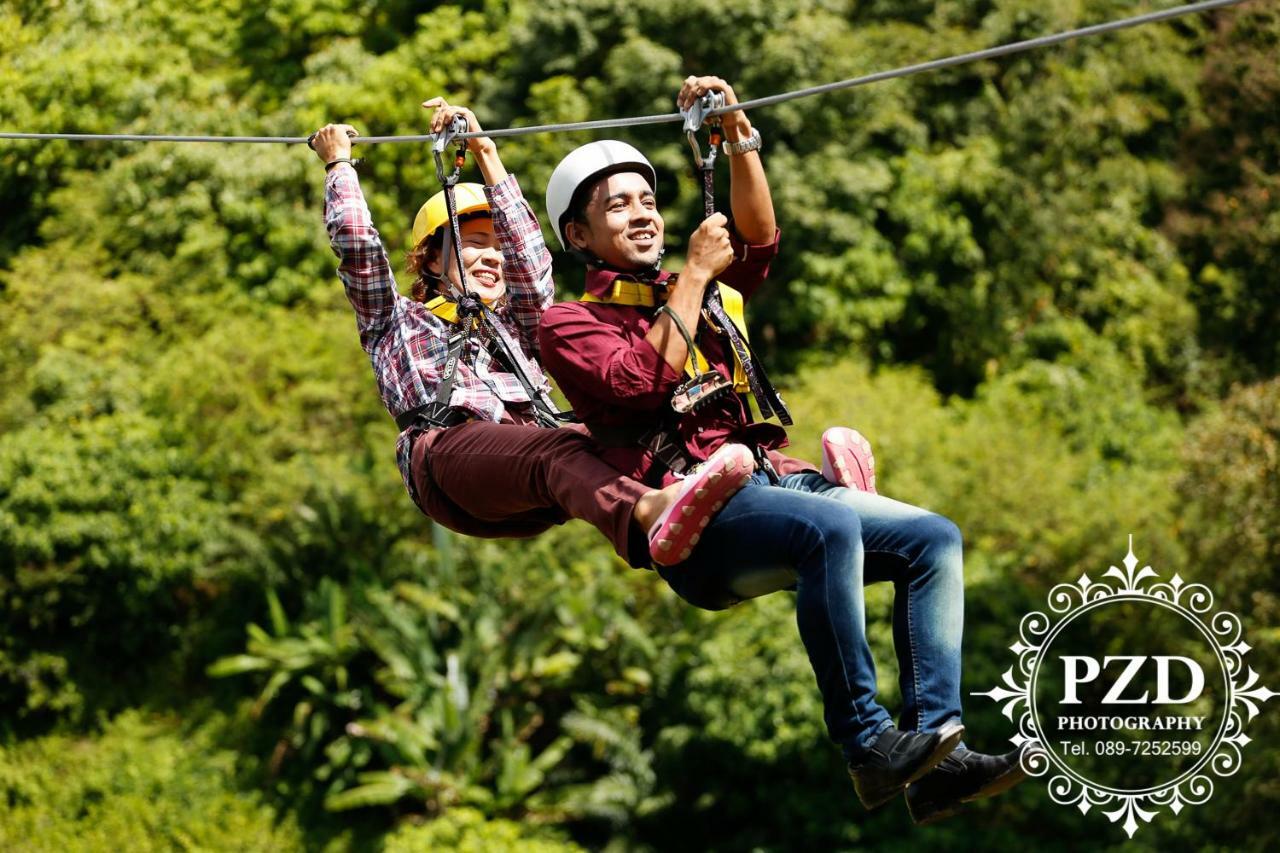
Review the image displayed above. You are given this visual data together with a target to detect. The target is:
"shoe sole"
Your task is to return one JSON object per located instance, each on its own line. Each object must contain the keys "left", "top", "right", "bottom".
{"left": 649, "top": 443, "right": 754, "bottom": 566}
{"left": 857, "top": 722, "right": 965, "bottom": 810}
{"left": 821, "top": 428, "right": 877, "bottom": 494}
{"left": 911, "top": 802, "right": 964, "bottom": 827}
{"left": 963, "top": 758, "right": 1030, "bottom": 803}
{"left": 908, "top": 749, "right": 1033, "bottom": 826}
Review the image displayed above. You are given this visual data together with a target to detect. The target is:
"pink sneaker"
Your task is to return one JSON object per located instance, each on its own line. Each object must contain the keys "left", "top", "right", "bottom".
{"left": 821, "top": 427, "right": 878, "bottom": 494}
{"left": 649, "top": 443, "right": 754, "bottom": 566}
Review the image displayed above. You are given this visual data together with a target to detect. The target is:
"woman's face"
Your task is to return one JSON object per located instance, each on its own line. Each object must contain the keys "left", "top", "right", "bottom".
{"left": 428, "top": 215, "right": 505, "bottom": 302}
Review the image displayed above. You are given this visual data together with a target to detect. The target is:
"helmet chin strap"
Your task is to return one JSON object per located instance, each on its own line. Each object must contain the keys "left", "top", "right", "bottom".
{"left": 575, "top": 246, "right": 666, "bottom": 281}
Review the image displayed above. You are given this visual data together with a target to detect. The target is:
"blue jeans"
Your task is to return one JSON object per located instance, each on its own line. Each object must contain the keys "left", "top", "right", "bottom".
{"left": 655, "top": 472, "right": 965, "bottom": 758}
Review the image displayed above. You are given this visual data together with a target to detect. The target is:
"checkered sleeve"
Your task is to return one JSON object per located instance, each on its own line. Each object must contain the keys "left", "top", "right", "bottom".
{"left": 324, "top": 163, "right": 407, "bottom": 355}
{"left": 486, "top": 173, "right": 553, "bottom": 358}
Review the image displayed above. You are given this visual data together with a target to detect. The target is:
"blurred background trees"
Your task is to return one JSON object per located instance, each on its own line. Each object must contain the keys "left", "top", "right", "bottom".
{"left": 1, "top": 0, "right": 1277, "bottom": 849}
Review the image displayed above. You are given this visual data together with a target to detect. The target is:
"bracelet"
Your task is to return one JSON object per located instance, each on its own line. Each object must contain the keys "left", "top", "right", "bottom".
{"left": 325, "top": 158, "right": 355, "bottom": 172}
{"left": 721, "top": 127, "right": 763, "bottom": 156}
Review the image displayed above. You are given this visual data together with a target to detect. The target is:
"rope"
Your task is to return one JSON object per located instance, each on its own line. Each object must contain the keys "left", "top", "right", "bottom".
{"left": 0, "top": 0, "right": 1246, "bottom": 146}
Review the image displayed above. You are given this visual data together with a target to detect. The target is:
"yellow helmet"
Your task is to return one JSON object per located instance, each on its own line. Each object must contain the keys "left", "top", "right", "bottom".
{"left": 410, "top": 183, "right": 491, "bottom": 250}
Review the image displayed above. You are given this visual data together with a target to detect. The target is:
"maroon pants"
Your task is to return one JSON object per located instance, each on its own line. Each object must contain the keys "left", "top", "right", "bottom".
{"left": 410, "top": 421, "right": 650, "bottom": 566}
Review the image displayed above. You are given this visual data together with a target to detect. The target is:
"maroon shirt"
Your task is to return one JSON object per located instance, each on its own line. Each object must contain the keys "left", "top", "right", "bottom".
{"left": 539, "top": 228, "right": 816, "bottom": 487}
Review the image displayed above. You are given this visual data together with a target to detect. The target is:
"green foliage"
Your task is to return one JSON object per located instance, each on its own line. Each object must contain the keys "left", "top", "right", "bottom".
{"left": 1173, "top": 377, "right": 1280, "bottom": 852}
{"left": 211, "top": 525, "right": 696, "bottom": 834}
{"left": 1181, "top": 378, "right": 1280, "bottom": 627}
{"left": 0, "top": 412, "right": 233, "bottom": 728}
{"left": 1, "top": 0, "right": 1276, "bottom": 849}
{"left": 383, "top": 807, "right": 584, "bottom": 853}
{"left": 1165, "top": 6, "right": 1280, "bottom": 381}
{"left": 0, "top": 709, "right": 303, "bottom": 851}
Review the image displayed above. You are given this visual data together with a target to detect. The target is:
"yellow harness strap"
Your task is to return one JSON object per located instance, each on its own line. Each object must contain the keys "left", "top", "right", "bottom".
{"left": 581, "top": 280, "right": 749, "bottom": 392}
{"left": 424, "top": 295, "right": 460, "bottom": 324}
{"left": 425, "top": 294, "right": 492, "bottom": 330}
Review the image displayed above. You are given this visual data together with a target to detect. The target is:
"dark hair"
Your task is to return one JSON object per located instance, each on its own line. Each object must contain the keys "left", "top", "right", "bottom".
{"left": 569, "top": 180, "right": 598, "bottom": 226}
{"left": 405, "top": 210, "right": 490, "bottom": 303}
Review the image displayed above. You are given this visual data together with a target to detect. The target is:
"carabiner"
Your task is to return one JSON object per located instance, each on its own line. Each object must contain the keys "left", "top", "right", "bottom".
{"left": 432, "top": 114, "right": 470, "bottom": 186}
{"left": 682, "top": 90, "right": 725, "bottom": 169}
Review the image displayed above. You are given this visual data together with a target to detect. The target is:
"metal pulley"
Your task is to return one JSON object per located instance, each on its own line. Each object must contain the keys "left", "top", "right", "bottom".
{"left": 682, "top": 90, "right": 725, "bottom": 170}
{"left": 432, "top": 114, "right": 470, "bottom": 187}
{"left": 432, "top": 114, "right": 474, "bottom": 300}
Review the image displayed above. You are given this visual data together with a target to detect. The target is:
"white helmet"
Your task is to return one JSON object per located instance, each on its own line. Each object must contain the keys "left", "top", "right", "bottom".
{"left": 545, "top": 140, "right": 658, "bottom": 252}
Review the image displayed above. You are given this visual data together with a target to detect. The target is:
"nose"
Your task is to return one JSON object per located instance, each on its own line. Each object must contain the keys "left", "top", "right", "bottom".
{"left": 469, "top": 245, "right": 501, "bottom": 266}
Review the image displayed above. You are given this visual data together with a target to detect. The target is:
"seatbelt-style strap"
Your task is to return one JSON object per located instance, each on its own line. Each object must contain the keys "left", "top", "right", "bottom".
{"left": 686, "top": 96, "right": 793, "bottom": 426}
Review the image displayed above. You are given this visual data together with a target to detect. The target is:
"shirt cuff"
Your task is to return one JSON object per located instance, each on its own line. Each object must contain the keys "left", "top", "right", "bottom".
{"left": 325, "top": 160, "right": 359, "bottom": 188}
{"left": 484, "top": 173, "right": 523, "bottom": 213}
{"left": 729, "top": 226, "right": 781, "bottom": 264}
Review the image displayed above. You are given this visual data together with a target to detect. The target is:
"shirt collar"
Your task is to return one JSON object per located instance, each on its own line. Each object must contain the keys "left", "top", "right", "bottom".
{"left": 584, "top": 266, "right": 673, "bottom": 298}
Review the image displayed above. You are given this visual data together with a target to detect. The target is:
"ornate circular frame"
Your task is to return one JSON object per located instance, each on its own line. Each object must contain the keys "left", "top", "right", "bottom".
{"left": 974, "top": 538, "right": 1276, "bottom": 837}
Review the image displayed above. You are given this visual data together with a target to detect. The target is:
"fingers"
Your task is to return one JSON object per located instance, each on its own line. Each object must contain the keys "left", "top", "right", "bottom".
{"left": 676, "top": 75, "right": 738, "bottom": 110}
{"left": 423, "top": 98, "right": 483, "bottom": 135}
{"left": 310, "top": 123, "right": 357, "bottom": 161}
{"left": 312, "top": 123, "right": 359, "bottom": 140}
{"left": 425, "top": 97, "right": 451, "bottom": 134}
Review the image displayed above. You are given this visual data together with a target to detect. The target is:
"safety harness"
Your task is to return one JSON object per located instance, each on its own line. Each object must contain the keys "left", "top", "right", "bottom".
{"left": 395, "top": 117, "right": 572, "bottom": 433}
{"left": 684, "top": 92, "right": 792, "bottom": 427}
{"left": 579, "top": 94, "right": 792, "bottom": 478}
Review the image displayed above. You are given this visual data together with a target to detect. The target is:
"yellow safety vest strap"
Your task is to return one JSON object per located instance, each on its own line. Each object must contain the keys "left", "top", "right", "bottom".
{"left": 581, "top": 281, "right": 749, "bottom": 392}
{"left": 424, "top": 295, "right": 460, "bottom": 325}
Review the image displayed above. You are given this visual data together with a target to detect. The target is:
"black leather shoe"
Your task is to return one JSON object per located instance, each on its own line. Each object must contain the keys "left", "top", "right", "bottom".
{"left": 846, "top": 721, "right": 965, "bottom": 810}
{"left": 905, "top": 743, "right": 1034, "bottom": 825}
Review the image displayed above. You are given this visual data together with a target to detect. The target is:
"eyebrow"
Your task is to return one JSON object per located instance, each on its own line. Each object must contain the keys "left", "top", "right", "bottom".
{"left": 604, "top": 190, "right": 654, "bottom": 204}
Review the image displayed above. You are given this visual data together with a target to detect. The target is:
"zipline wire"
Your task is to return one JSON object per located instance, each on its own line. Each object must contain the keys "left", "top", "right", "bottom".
{"left": 0, "top": 0, "right": 1247, "bottom": 147}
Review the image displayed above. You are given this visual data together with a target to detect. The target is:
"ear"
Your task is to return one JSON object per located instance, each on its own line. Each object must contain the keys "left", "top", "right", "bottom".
{"left": 565, "top": 221, "right": 591, "bottom": 253}
{"left": 425, "top": 246, "right": 442, "bottom": 278}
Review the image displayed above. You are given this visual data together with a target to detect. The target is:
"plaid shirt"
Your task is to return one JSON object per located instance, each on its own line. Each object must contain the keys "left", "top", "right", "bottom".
{"left": 323, "top": 163, "right": 554, "bottom": 498}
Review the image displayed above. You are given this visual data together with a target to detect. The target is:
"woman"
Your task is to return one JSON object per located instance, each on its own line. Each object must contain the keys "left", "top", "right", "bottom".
{"left": 312, "top": 102, "right": 753, "bottom": 567}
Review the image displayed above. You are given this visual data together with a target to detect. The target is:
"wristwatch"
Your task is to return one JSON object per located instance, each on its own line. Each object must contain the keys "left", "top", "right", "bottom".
{"left": 721, "top": 127, "right": 763, "bottom": 156}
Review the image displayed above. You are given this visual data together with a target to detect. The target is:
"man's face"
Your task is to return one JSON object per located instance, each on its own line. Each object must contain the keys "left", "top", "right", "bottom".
{"left": 429, "top": 216, "right": 505, "bottom": 302}
{"left": 566, "top": 171, "right": 664, "bottom": 270}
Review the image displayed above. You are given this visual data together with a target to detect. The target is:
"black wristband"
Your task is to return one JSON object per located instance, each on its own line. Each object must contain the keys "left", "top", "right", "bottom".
{"left": 325, "top": 158, "right": 354, "bottom": 172}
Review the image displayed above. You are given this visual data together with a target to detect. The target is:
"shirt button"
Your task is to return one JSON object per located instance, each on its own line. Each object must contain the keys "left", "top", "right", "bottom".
{"left": 697, "top": 427, "right": 705, "bottom": 434}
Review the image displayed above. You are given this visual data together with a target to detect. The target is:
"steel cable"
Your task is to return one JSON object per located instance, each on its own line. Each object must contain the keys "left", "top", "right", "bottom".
{"left": 0, "top": 0, "right": 1246, "bottom": 146}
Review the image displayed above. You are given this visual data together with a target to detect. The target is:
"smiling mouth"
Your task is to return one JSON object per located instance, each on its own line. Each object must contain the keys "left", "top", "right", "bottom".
{"left": 629, "top": 230, "right": 657, "bottom": 242}
{"left": 471, "top": 270, "right": 500, "bottom": 286}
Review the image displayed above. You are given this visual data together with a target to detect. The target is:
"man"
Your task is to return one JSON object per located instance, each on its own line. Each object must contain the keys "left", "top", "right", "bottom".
{"left": 537, "top": 75, "right": 1030, "bottom": 824}
{"left": 312, "top": 102, "right": 752, "bottom": 572}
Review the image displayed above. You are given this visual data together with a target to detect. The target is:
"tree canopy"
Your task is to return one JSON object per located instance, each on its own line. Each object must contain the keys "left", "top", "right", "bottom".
{"left": 1, "top": 1, "right": 1277, "bottom": 849}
